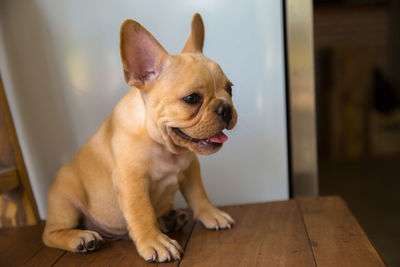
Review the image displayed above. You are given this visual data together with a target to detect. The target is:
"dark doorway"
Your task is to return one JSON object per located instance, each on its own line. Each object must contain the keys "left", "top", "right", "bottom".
{"left": 314, "top": 0, "right": 400, "bottom": 265}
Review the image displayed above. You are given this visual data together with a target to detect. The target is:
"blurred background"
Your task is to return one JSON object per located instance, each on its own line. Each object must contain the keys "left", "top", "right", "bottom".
{"left": 314, "top": 0, "right": 400, "bottom": 265}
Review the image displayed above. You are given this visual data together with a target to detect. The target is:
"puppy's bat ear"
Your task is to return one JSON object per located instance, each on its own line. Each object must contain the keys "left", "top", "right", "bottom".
{"left": 182, "top": 13, "right": 205, "bottom": 53}
{"left": 120, "top": 20, "right": 169, "bottom": 88}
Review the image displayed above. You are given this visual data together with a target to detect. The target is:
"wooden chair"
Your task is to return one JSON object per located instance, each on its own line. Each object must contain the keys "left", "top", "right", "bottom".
{"left": 0, "top": 74, "right": 39, "bottom": 227}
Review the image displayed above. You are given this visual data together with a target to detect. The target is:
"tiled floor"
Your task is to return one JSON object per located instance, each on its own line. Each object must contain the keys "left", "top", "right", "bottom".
{"left": 319, "top": 156, "right": 400, "bottom": 267}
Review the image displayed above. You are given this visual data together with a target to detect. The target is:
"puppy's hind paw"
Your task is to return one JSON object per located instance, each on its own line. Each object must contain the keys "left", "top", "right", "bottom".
{"left": 72, "top": 230, "right": 104, "bottom": 253}
{"left": 159, "top": 209, "right": 190, "bottom": 233}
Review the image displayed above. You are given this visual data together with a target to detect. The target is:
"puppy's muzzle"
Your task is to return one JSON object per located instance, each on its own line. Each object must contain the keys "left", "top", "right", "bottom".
{"left": 216, "top": 103, "right": 233, "bottom": 125}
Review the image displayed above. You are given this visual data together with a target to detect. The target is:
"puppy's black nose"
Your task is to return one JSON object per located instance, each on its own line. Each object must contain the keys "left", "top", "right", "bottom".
{"left": 216, "top": 103, "right": 232, "bottom": 125}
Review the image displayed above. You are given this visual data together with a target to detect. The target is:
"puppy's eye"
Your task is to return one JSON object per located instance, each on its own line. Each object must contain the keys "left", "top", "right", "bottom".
{"left": 182, "top": 93, "right": 202, "bottom": 105}
{"left": 225, "top": 84, "right": 232, "bottom": 96}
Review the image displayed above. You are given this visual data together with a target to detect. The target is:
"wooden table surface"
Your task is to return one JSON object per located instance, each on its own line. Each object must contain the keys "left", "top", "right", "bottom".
{"left": 0, "top": 196, "right": 386, "bottom": 267}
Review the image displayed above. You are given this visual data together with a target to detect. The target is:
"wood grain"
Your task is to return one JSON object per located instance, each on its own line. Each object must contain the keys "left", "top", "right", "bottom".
{"left": 0, "top": 198, "right": 387, "bottom": 266}
{"left": 179, "top": 200, "right": 316, "bottom": 267}
{"left": 0, "top": 167, "right": 19, "bottom": 194}
{"left": 23, "top": 246, "right": 65, "bottom": 267}
{"left": 53, "top": 217, "right": 195, "bottom": 267}
{"left": 0, "top": 74, "right": 39, "bottom": 227}
{"left": 0, "top": 223, "right": 45, "bottom": 267}
{"left": 298, "top": 196, "right": 386, "bottom": 266}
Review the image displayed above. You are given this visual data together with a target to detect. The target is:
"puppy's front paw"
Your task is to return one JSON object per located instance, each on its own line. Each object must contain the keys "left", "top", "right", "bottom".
{"left": 196, "top": 206, "right": 235, "bottom": 230}
{"left": 136, "top": 233, "right": 182, "bottom": 262}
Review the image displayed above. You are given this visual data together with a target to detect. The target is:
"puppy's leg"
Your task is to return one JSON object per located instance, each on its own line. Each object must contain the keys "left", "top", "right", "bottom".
{"left": 180, "top": 156, "right": 235, "bottom": 230}
{"left": 43, "top": 185, "right": 103, "bottom": 253}
{"left": 114, "top": 169, "right": 182, "bottom": 262}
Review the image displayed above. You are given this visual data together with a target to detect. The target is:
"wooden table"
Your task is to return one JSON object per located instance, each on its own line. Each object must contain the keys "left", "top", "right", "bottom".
{"left": 0, "top": 196, "right": 386, "bottom": 266}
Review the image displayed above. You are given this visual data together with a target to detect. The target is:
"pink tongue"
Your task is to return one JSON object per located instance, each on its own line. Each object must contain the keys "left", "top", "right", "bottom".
{"left": 208, "top": 132, "right": 228, "bottom": 143}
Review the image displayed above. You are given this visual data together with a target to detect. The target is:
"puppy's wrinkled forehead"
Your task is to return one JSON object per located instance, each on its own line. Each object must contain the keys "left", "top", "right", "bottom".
{"left": 163, "top": 53, "right": 226, "bottom": 94}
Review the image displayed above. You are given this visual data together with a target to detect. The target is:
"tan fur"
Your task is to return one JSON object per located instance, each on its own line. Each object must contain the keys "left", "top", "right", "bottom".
{"left": 43, "top": 13, "right": 237, "bottom": 262}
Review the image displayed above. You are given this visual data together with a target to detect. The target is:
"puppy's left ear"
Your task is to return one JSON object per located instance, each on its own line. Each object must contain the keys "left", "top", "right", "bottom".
{"left": 182, "top": 13, "right": 205, "bottom": 53}
{"left": 120, "top": 20, "right": 169, "bottom": 88}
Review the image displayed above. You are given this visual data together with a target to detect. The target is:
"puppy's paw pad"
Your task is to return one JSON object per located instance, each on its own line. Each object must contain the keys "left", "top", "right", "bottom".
{"left": 167, "top": 210, "right": 177, "bottom": 218}
{"left": 175, "top": 210, "right": 189, "bottom": 230}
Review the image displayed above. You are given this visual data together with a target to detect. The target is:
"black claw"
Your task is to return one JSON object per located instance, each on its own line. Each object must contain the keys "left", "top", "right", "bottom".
{"left": 164, "top": 220, "right": 176, "bottom": 233}
{"left": 86, "top": 240, "right": 95, "bottom": 250}
{"left": 76, "top": 244, "right": 84, "bottom": 251}
{"left": 178, "top": 213, "right": 187, "bottom": 220}
{"left": 160, "top": 257, "right": 171, "bottom": 263}
{"left": 168, "top": 210, "right": 177, "bottom": 217}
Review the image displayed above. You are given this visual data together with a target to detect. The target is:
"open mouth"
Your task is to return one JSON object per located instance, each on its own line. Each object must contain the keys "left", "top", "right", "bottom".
{"left": 172, "top": 128, "right": 228, "bottom": 147}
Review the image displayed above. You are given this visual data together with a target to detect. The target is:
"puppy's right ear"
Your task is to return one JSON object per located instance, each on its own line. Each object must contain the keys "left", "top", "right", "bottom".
{"left": 120, "top": 20, "right": 169, "bottom": 88}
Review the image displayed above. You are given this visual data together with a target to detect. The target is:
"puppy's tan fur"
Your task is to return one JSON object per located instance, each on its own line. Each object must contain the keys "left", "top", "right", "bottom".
{"left": 43, "top": 13, "right": 237, "bottom": 262}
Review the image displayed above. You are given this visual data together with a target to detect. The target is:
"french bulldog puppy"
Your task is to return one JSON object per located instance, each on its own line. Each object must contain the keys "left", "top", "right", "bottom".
{"left": 43, "top": 13, "right": 237, "bottom": 262}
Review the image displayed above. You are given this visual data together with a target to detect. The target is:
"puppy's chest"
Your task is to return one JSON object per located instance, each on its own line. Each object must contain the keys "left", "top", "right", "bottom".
{"left": 148, "top": 149, "right": 192, "bottom": 214}
{"left": 150, "top": 149, "right": 191, "bottom": 182}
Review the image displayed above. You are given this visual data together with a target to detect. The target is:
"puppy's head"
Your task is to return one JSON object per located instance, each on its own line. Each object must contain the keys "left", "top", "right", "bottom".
{"left": 120, "top": 14, "right": 237, "bottom": 155}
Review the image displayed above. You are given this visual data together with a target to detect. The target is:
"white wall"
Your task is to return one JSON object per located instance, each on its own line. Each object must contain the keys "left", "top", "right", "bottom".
{"left": 0, "top": 0, "right": 288, "bottom": 218}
